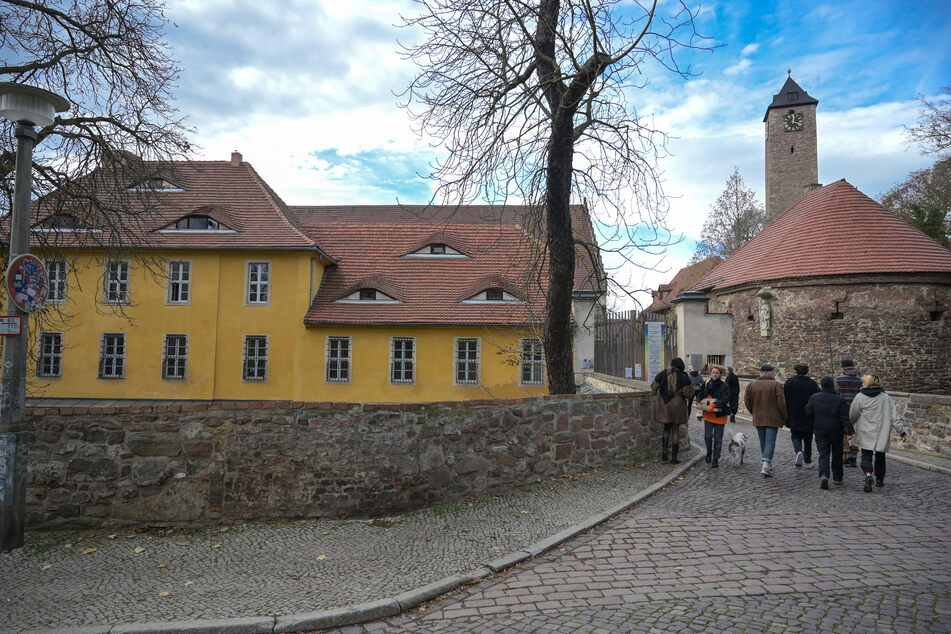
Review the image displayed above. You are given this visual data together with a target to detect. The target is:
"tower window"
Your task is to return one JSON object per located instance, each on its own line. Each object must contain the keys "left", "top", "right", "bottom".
{"left": 787, "top": 91, "right": 798, "bottom": 100}
{"left": 790, "top": 146, "right": 794, "bottom": 154}
{"left": 831, "top": 311, "right": 844, "bottom": 320}
{"left": 931, "top": 311, "right": 944, "bottom": 322}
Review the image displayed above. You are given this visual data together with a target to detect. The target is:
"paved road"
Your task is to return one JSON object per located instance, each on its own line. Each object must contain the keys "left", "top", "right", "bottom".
{"left": 339, "top": 420, "right": 951, "bottom": 633}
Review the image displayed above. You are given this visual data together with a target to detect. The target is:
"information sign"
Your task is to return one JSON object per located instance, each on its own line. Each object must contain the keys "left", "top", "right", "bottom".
{"left": 0, "top": 316, "right": 22, "bottom": 335}
{"left": 645, "top": 322, "right": 665, "bottom": 381}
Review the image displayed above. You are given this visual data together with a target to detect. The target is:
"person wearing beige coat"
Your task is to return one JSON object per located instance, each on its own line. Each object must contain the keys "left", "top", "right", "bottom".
{"left": 849, "top": 374, "right": 908, "bottom": 492}
{"left": 651, "top": 357, "right": 695, "bottom": 465}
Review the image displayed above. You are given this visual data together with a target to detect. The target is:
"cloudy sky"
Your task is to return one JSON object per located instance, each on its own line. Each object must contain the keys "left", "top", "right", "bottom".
{"left": 163, "top": 0, "right": 951, "bottom": 308}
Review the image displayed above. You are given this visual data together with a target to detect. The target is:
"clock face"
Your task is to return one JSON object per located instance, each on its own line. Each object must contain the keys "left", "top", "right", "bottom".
{"left": 783, "top": 112, "right": 804, "bottom": 131}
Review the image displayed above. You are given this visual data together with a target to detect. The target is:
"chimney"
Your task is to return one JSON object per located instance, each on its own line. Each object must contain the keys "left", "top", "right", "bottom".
{"left": 230, "top": 151, "right": 242, "bottom": 167}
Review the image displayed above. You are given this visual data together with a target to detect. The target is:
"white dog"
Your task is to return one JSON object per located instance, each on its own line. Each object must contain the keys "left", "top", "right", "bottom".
{"left": 728, "top": 431, "right": 747, "bottom": 468}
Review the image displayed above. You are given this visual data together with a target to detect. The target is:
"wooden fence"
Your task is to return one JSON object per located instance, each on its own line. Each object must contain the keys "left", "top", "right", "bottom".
{"left": 594, "top": 309, "right": 677, "bottom": 382}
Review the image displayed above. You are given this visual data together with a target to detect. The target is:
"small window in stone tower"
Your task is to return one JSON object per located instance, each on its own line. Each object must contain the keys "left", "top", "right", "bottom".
{"left": 932, "top": 311, "right": 944, "bottom": 322}
{"left": 787, "top": 91, "right": 798, "bottom": 100}
{"left": 790, "top": 145, "right": 795, "bottom": 154}
{"left": 830, "top": 311, "right": 844, "bottom": 320}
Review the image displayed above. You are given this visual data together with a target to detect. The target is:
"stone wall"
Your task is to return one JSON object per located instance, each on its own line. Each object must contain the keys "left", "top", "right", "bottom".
{"left": 716, "top": 279, "right": 951, "bottom": 394}
{"left": 24, "top": 392, "right": 654, "bottom": 528}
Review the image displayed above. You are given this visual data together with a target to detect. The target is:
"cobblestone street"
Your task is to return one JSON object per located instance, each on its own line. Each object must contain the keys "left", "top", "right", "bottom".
{"left": 345, "top": 420, "right": 951, "bottom": 633}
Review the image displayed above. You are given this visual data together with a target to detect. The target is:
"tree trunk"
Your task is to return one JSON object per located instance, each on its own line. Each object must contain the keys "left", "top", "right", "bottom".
{"left": 544, "top": 109, "right": 577, "bottom": 394}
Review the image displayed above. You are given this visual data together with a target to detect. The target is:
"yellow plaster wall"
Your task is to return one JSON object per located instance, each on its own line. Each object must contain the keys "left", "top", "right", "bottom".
{"left": 295, "top": 325, "right": 548, "bottom": 402}
{"left": 21, "top": 251, "right": 547, "bottom": 402}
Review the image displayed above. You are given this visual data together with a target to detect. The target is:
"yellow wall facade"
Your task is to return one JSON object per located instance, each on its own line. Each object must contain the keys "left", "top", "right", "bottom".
{"left": 23, "top": 249, "right": 547, "bottom": 402}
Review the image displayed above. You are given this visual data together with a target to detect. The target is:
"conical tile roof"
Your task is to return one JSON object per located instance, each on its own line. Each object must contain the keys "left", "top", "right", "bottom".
{"left": 691, "top": 179, "right": 951, "bottom": 292}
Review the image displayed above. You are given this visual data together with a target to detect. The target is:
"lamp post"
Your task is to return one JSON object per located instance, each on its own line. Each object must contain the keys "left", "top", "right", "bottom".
{"left": 0, "top": 83, "right": 68, "bottom": 551}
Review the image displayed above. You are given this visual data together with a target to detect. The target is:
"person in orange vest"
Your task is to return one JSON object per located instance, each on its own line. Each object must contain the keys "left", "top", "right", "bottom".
{"left": 699, "top": 366, "right": 731, "bottom": 468}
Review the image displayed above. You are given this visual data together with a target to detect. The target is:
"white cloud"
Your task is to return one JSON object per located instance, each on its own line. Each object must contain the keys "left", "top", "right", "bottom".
{"left": 741, "top": 43, "right": 760, "bottom": 56}
{"left": 723, "top": 58, "right": 752, "bottom": 76}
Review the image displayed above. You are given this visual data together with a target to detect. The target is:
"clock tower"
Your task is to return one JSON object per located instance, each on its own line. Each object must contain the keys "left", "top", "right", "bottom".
{"left": 764, "top": 74, "right": 819, "bottom": 224}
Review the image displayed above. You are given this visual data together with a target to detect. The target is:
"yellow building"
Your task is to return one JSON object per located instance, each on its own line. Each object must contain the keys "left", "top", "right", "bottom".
{"left": 19, "top": 153, "right": 602, "bottom": 403}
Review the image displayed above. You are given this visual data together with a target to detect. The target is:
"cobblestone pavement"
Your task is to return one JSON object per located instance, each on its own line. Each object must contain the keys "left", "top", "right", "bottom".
{"left": 340, "top": 419, "right": 951, "bottom": 633}
{"left": 0, "top": 455, "right": 687, "bottom": 632}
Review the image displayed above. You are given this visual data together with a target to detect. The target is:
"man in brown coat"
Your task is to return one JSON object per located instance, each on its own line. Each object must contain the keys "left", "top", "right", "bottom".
{"left": 744, "top": 363, "right": 787, "bottom": 477}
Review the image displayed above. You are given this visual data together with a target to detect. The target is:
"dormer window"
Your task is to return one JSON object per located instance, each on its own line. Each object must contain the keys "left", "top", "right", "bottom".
{"left": 176, "top": 215, "right": 219, "bottom": 230}
{"left": 406, "top": 243, "right": 466, "bottom": 258}
{"left": 160, "top": 214, "right": 234, "bottom": 233}
{"left": 485, "top": 288, "right": 503, "bottom": 301}
{"left": 129, "top": 178, "right": 183, "bottom": 192}
{"left": 787, "top": 91, "right": 798, "bottom": 100}
{"left": 36, "top": 215, "right": 84, "bottom": 230}
{"left": 462, "top": 287, "right": 523, "bottom": 303}
{"left": 336, "top": 287, "right": 400, "bottom": 303}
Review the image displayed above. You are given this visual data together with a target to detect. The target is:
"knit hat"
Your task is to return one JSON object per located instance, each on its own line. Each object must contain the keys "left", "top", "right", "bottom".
{"left": 671, "top": 358, "right": 686, "bottom": 371}
{"left": 841, "top": 359, "right": 854, "bottom": 368}
{"left": 760, "top": 363, "right": 774, "bottom": 372}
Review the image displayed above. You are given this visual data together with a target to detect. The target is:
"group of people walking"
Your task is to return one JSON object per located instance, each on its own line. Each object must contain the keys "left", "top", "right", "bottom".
{"left": 652, "top": 358, "right": 909, "bottom": 491}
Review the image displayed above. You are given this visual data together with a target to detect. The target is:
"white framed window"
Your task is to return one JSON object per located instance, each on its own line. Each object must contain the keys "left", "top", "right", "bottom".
{"left": 390, "top": 337, "right": 415, "bottom": 384}
{"left": 166, "top": 260, "right": 191, "bottom": 304}
{"left": 98, "top": 333, "right": 126, "bottom": 379}
{"left": 37, "top": 332, "right": 63, "bottom": 377}
{"left": 519, "top": 338, "right": 545, "bottom": 386}
{"left": 162, "top": 334, "right": 188, "bottom": 380}
{"left": 326, "top": 336, "right": 351, "bottom": 383}
{"left": 246, "top": 261, "right": 270, "bottom": 305}
{"left": 103, "top": 260, "right": 130, "bottom": 304}
{"left": 454, "top": 338, "right": 480, "bottom": 385}
{"left": 243, "top": 335, "right": 268, "bottom": 381}
{"left": 46, "top": 259, "right": 67, "bottom": 304}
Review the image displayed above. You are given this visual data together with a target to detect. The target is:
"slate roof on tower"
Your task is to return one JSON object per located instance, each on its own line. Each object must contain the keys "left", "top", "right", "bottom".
{"left": 763, "top": 75, "right": 819, "bottom": 121}
{"left": 690, "top": 179, "right": 951, "bottom": 292}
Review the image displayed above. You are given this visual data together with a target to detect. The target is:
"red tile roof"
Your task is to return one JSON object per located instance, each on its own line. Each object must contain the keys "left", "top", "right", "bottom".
{"left": 691, "top": 179, "right": 951, "bottom": 292}
{"left": 645, "top": 256, "right": 721, "bottom": 312}
{"left": 290, "top": 205, "right": 603, "bottom": 326}
{"left": 25, "top": 159, "right": 323, "bottom": 253}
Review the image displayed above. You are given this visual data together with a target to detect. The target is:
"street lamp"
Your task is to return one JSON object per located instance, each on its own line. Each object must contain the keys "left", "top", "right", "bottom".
{"left": 0, "top": 83, "right": 68, "bottom": 551}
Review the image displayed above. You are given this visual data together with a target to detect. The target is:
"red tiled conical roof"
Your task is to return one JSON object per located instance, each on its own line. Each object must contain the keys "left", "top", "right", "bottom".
{"left": 691, "top": 179, "right": 951, "bottom": 292}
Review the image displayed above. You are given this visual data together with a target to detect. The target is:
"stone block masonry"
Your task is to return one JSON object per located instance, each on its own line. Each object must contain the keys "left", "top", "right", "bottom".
{"left": 23, "top": 392, "right": 655, "bottom": 528}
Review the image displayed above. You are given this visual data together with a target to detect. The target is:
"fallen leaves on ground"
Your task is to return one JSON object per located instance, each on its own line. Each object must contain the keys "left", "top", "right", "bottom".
{"left": 81, "top": 548, "right": 97, "bottom": 555}
{"left": 316, "top": 555, "right": 328, "bottom": 561}
{"left": 41, "top": 564, "right": 52, "bottom": 570}
{"left": 159, "top": 591, "right": 171, "bottom": 597}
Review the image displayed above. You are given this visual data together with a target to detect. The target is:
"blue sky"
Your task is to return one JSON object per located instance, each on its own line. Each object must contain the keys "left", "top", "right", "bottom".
{"left": 163, "top": 0, "right": 951, "bottom": 307}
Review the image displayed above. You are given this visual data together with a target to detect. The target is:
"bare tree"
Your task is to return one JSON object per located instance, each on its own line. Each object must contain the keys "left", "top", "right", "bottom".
{"left": 879, "top": 157, "right": 951, "bottom": 248}
{"left": 0, "top": 0, "right": 192, "bottom": 253}
{"left": 400, "top": 0, "right": 708, "bottom": 393}
{"left": 691, "top": 167, "right": 764, "bottom": 263}
{"left": 906, "top": 86, "right": 951, "bottom": 155}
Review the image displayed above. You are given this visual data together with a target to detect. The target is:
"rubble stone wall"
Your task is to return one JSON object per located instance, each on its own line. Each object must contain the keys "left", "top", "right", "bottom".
{"left": 715, "top": 279, "right": 951, "bottom": 394}
{"left": 24, "top": 392, "right": 654, "bottom": 528}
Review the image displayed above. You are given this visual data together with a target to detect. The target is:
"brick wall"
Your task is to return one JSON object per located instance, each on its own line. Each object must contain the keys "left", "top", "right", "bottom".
{"left": 718, "top": 280, "right": 951, "bottom": 394}
{"left": 24, "top": 392, "right": 654, "bottom": 528}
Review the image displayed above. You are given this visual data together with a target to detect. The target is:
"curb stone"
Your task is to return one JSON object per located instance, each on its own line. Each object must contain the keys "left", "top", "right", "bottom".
{"left": 888, "top": 452, "right": 951, "bottom": 476}
{"left": 27, "top": 453, "right": 703, "bottom": 634}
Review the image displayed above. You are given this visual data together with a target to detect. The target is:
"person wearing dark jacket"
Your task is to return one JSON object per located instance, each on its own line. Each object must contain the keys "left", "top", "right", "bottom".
{"left": 725, "top": 367, "right": 740, "bottom": 423}
{"left": 700, "top": 366, "right": 731, "bottom": 468}
{"left": 784, "top": 363, "right": 820, "bottom": 468}
{"left": 805, "top": 375, "right": 853, "bottom": 489}
{"left": 651, "top": 357, "right": 696, "bottom": 465}
{"left": 835, "top": 360, "right": 863, "bottom": 467}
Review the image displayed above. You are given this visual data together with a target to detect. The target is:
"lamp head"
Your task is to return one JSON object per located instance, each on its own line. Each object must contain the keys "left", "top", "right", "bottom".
{"left": 0, "top": 83, "right": 69, "bottom": 127}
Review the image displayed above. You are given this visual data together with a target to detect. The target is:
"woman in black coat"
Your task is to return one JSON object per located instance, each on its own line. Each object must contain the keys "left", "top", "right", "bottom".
{"left": 805, "top": 375, "right": 854, "bottom": 489}
{"left": 725, "top": 367, "right": 740, "bottom": 423}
